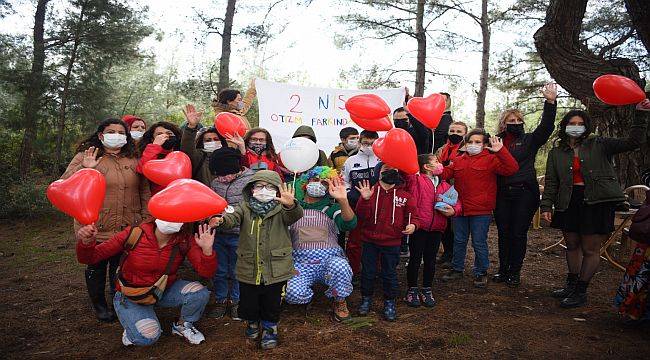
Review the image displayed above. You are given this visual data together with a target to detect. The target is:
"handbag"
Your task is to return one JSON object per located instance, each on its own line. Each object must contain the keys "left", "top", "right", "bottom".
{"left": 629, "top": 190, "right": 650, "bottom": 245}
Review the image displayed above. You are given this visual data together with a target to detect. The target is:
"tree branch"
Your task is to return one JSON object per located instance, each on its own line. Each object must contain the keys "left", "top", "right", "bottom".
{"left": 597, "top": 28, "right": 635, "bottom": 57}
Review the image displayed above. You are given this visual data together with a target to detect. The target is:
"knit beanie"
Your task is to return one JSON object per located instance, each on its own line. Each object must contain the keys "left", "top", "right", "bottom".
{"left": 209, "top": 146, "right": 242, "bottom": 176}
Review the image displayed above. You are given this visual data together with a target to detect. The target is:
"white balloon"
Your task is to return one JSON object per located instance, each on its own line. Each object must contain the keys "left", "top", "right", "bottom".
{"left": 280, "top": 137, "right": 319, "bottom": 173}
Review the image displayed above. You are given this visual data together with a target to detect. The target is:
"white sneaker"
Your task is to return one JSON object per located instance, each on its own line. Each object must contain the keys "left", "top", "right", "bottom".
{"left": 122, "top": 330, "right": 133, "bottom": 346}
{"left": 171, "top": 321, "right": 205, "bottom": 345}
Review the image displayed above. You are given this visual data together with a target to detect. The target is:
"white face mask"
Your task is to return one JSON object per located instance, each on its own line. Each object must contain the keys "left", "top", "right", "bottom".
{"left": 252, "top": 188, "right": 277, "bottom": 203}
{"left": 466, "top": 144, "right": 483, "bottom": 156}
{"left": 203, "top": 141, "right": 222, "bottom": 153}
{"left": 346, "top": 139, "right": 359, "bottom": 150}
{"left": 565, "top": 125, "right": 586, "bottom": 138}
{"left": 101, "top": 133, "right": 127, "bottom": 149}
{"left": 130, "top": 131, "right": 144, "bottom": 141}
{"left": 155, "top": 219, "right": 183, "bottom": 234}
{"left": 359, "top": 145, "right": 374, "bottom": 156}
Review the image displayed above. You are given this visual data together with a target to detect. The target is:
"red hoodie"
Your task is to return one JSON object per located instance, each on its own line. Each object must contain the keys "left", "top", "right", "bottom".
{"left": 354, "top": 183, "right": 420, "bottom": 246}
{"left": 136, "top": 143, "right": 171, "bottom": 195}
{"left": 441, "top": 148, "right": 519, "bottom": 216}
{"left": 76, "top": 222, "right": 217, "bottom": 290}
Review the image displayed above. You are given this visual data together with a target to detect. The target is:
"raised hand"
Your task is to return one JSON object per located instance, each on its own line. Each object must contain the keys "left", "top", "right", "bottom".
{"left": 541, "top": 83, "right": 558, "bottom": 103}
{"left": 488, "top": 136, "right": 504, "bottom": 152}
{"left": 275, "top": 182, "right": 296, "bottom": 207}
{"left": 225, "top": 133, "right": 246, "bottom": 153}
{"left": 153, "top": 133, "right": 169, "bottom": 146}
{"left": 182, "top": 104, "right": 203, "bottom": 128}
{"left": 636, "top": 98, "right": 650, "bottom": 112}
{"left": 194, "top": 223, "right": 214, "bottom": 254}
{"left": 327, "top": 177, "right": 348, "bottom": 201}
{"left": 77, "top": 224, "right": 98, "bottom": 244}
{"left": 354, "top": 180, "right": 375, "bottom": 200}
{"left": 82, "top": 147, "right": 102, "bottom": 168}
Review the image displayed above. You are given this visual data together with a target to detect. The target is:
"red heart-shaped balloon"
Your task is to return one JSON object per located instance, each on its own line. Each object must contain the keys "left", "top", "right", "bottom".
{"left": 345, "top": 94, "right": 391, "bottom": 119}
{"left": 148, "top": 179, "right": 228, "bottom": 222}
{"left": 46, "top": 168, "right": 106, "bottom": 225}
{"left": 593, "top": 74, "right": 646, "bottom": 106}
{"left": 214, "top": 112, "right": 247, "bottom": 138}
{"left": 142, "top": 151, "right": 192, "bottom": 186}
{"left": 372, "top": 128, "right": 419, "bottom": 174}
{"left": 406, "top": 94, "right": 446, "bottom": 129}
{"left": 349, "top": 114, "right": 393, "bottom": 132}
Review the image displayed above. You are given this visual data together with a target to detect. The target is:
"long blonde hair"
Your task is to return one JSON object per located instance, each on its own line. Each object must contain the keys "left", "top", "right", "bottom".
{"left": 497, "top": 109, "right": 524, "bottom": 134}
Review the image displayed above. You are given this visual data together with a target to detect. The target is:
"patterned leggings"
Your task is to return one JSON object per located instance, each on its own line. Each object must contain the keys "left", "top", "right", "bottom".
{"left": 285, "top": 248, "right": 353, "bottom": 304}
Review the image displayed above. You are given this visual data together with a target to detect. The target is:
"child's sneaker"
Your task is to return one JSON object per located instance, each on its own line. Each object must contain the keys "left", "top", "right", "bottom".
{"left": 404, "top": 287, "right": 421, "bottom": 307}
{"left": 260, "top": 321, "right": 278, "bottom": 350}
{"left": 245, "top": 321, "right": 260, "bottom": 339}
{"left": 474, "top": 273, "right": 488, "bottom": 288}
{"left": 207, "top": 300, "right": 228, "bottom": 319}
{"left": 383, "top": 299, "right": 397, "bottom": 321}
{"left": 358, "top": 296, "right": 372, "bottom": 316}
{"left": 420, "top": 287, "right": 436, "bottom": 308}
{"left": 121, "top": 330, "right": 133, "bottom": 347}
{"left": 171, "top": 321, "right": 205, "bottom": 344}
{"left": 332, "top": 299, "right": 352, "bottom": 322}
{"left": 230, "top": 301, "right": 241, "bottom": 320}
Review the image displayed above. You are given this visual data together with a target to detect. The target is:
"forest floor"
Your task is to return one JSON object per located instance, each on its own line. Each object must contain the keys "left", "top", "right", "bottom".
{"left": 1, "top": 215, "right": 648, "bottom": 359}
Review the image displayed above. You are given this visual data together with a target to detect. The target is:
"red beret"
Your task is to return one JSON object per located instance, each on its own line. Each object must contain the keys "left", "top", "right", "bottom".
{"left": 122, "top": 115, "right": 144, "bottom": 129}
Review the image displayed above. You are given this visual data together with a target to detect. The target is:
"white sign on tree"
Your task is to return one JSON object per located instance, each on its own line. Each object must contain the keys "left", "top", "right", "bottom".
{"left": 256, "top": 79, "right": 406, "bottom": 154}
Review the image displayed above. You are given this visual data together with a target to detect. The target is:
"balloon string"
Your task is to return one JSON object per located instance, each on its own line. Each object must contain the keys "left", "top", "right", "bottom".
{"left": 293, "top": 172, "right": 297, "bottom": 189}
{"left": 406, "top": 212, "right": 412, "bottom": 243}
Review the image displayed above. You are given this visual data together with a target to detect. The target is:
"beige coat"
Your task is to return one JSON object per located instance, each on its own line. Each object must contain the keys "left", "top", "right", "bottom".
{"left": 62, "top": 152, "right": 151, "bottom": 242}
{"left": 211, "top": 79, "right": 256, "bottom": 129}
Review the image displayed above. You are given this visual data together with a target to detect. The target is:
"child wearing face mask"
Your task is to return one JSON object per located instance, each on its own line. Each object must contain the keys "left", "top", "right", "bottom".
{"left": 439, "top": 129, "right": 519, "bottom": 288}
{"left": 62, "top": 118, "right": 151, "bottom": 324}
{"left": 403, "top": 155, "right": 462, "bottom": 308}
{"left": 329, "top": 127, "right": 360, "bottom": 172}
{"left": 209, "top": 170, "right": 303, "bottom": 350}
{"left": 283, "top": 166, "right": 357, "bottom": 322}
{"left": 205, "top": 147, "right": 255, "bottom": 320}
{"left": 354, "top": 163, "right": 420, "bottom": 321}
{"left": 75, "top": 219, "right": 217, "bottom": 347}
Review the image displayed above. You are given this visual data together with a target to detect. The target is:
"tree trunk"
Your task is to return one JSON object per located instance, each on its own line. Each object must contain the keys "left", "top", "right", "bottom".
{"left": 218, "top": 0, "right": 236, "bottom": 91}
{"left": 18, "top": 0, "right": 49, "bottom": 178}
{"left": 52, "top": 2, "right": 87, "bottom": 176}
{"left": 474, "top": 0, "right": 490, "bottom": 128}
{"left": 413, "top": 0, "right": 426, "bottom": 97}
{"left": 534, "top": 0, "right": 644, "bottom": 186}
{"left": 623, "top": 0, "right": 650, "bottom": 51}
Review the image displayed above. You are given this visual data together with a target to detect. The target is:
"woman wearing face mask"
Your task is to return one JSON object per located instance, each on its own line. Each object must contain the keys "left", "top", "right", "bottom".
{"left": 179, "top": 104, "right": 227, "bottom": 186}
{"left": 75, "top": 220, "right": 217, "bottom": 347}
{"left": 492, "top": 83, "right": 557, "bottom": 287}
{"left": 136, "top": 121, "right": 182, "bottom": 194}
{"left": 212, "top": 79, "right": 256, "bottom": 130}
{"left": 439, "top": 129, "right": 519, "bottom": 288}
{"left": 541, "top": 101, "right": 649, "bottom": 308}
{"left": 209, "top": 170, "right": 303, "bottom": 350}
{"left": 123, "top": 115, "right": 147, "bottom": 144}
{"left": 237, "top": 128, "right": 283, "bottom": 175}
{"left": 62, "top": 118, "right": 151, "bottom": 323}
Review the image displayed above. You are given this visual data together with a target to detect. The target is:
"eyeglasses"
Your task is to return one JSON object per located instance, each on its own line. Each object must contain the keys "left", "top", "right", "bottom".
{"left": 253, "top": 183, "right": 276, "bottom": 191}
{"left": 249, "top": 138, "right": 267, "bottom": 144}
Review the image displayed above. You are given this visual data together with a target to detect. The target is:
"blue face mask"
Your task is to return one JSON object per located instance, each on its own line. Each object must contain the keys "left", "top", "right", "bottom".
{"left": 565, "top": 125, "right": 586, "bottom": 138}
{"left": 306, "top": 182, "right": 327, "bottom": 198}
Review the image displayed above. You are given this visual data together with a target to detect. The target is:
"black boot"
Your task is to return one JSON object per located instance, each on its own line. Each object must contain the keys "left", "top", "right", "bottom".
{"left": 551, "top": 273, "right": 578, "bottom": 298}
{"left": 492, "top": 266, "right": 508, "bottom": 283}
{"left": 505, "top": 271, "right": 521, "bottom": 288}
{"left": 560, "top": 280, "right": 588, "bottom": 308}
{"left": 85, "top": 267, "right": 116, "bottom": 323}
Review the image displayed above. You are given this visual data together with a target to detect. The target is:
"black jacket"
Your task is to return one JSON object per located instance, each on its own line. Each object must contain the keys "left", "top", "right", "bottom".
{"left": 405, "top": 113, "right": 433, "bottom": 154}
{"left": 433, "top": 111, "right": 453, "bottom": 153}
{"left": 497, "top": 101, "right": 557, "bottom": 190}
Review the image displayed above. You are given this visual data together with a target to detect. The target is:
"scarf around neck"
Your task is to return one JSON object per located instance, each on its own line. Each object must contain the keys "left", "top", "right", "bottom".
{"left": 249, "top": 197, "right": 279, "bottom": 218}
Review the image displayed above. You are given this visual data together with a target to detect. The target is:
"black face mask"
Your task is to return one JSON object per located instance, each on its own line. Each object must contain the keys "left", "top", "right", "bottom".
{"left": 448, "top": 134, "right": 463, "bottom": 144}
{"left": 380, "top": 169, "right": 403, "bottom": 185}
{"left": 162, "top": 136, "right": 179, "bottom": 150}
{"left": 506, "top": 123, "right": 524, "bottom": 136}
{"left": 394, "top": 119, "right": 409, "bottom": 130}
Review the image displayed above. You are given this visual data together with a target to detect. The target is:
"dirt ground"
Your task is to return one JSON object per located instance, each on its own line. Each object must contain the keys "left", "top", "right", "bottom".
{"left": 1, "top": 215, "right": 648, "bottom": 359}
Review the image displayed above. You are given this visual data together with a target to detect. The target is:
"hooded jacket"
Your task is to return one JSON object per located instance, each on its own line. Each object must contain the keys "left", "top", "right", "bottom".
{"left": 292, "top": 125, "right": 330, "bottom": 166}
{"left": 405, "top": 173, "right": 461, "bottom": 232}
{"left": 76, "top": 222, "right": 217, "bottom": 290}
{"left": 210, "top": 168, "right": 255, "bottom": 235}
{"left": 441, "top": 147, "right": 519, "bottom": 216}
{"left": 342, "top": 148, "right": 380, "bottom": 207}
{"left": 217, "top": 170, "right": 304, "bottom": 285}
{"left": 354, "top": 177, "right": 421, "bottom": 247}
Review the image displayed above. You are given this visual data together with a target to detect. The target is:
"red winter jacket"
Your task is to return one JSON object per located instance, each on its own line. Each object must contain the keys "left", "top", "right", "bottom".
{"left": 76, "top": 222, "right": 217, "bottom": 290}
{"left": 354, "top": 183, "right": 420, "bottom": 246}
{"left": 405, "top": 174, "right": 462, "bottom": 232}
{"left": 437, "top": 141, "right": 463, "bottom": 166}
{"left": 441, "top": 148, "right": 519, "bottom": 216}
{"left": 136, "top": 143, "right": 171, "bottom": 195}
{"left": 242, "top": 149, "right": 285, "bottom": 177}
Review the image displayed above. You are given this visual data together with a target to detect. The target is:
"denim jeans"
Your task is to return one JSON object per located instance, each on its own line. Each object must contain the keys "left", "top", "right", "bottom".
{"left": 360, "top": 242, "right": 400, "bottom": 300}
{"left": 213, "top": 234, "right": 239, "bottom": 303}
{"left": 114, "top": 279, "right": 210, "bottom": 346}
{"left": 452, "top": 215, "right": 492, "bottom": 276}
